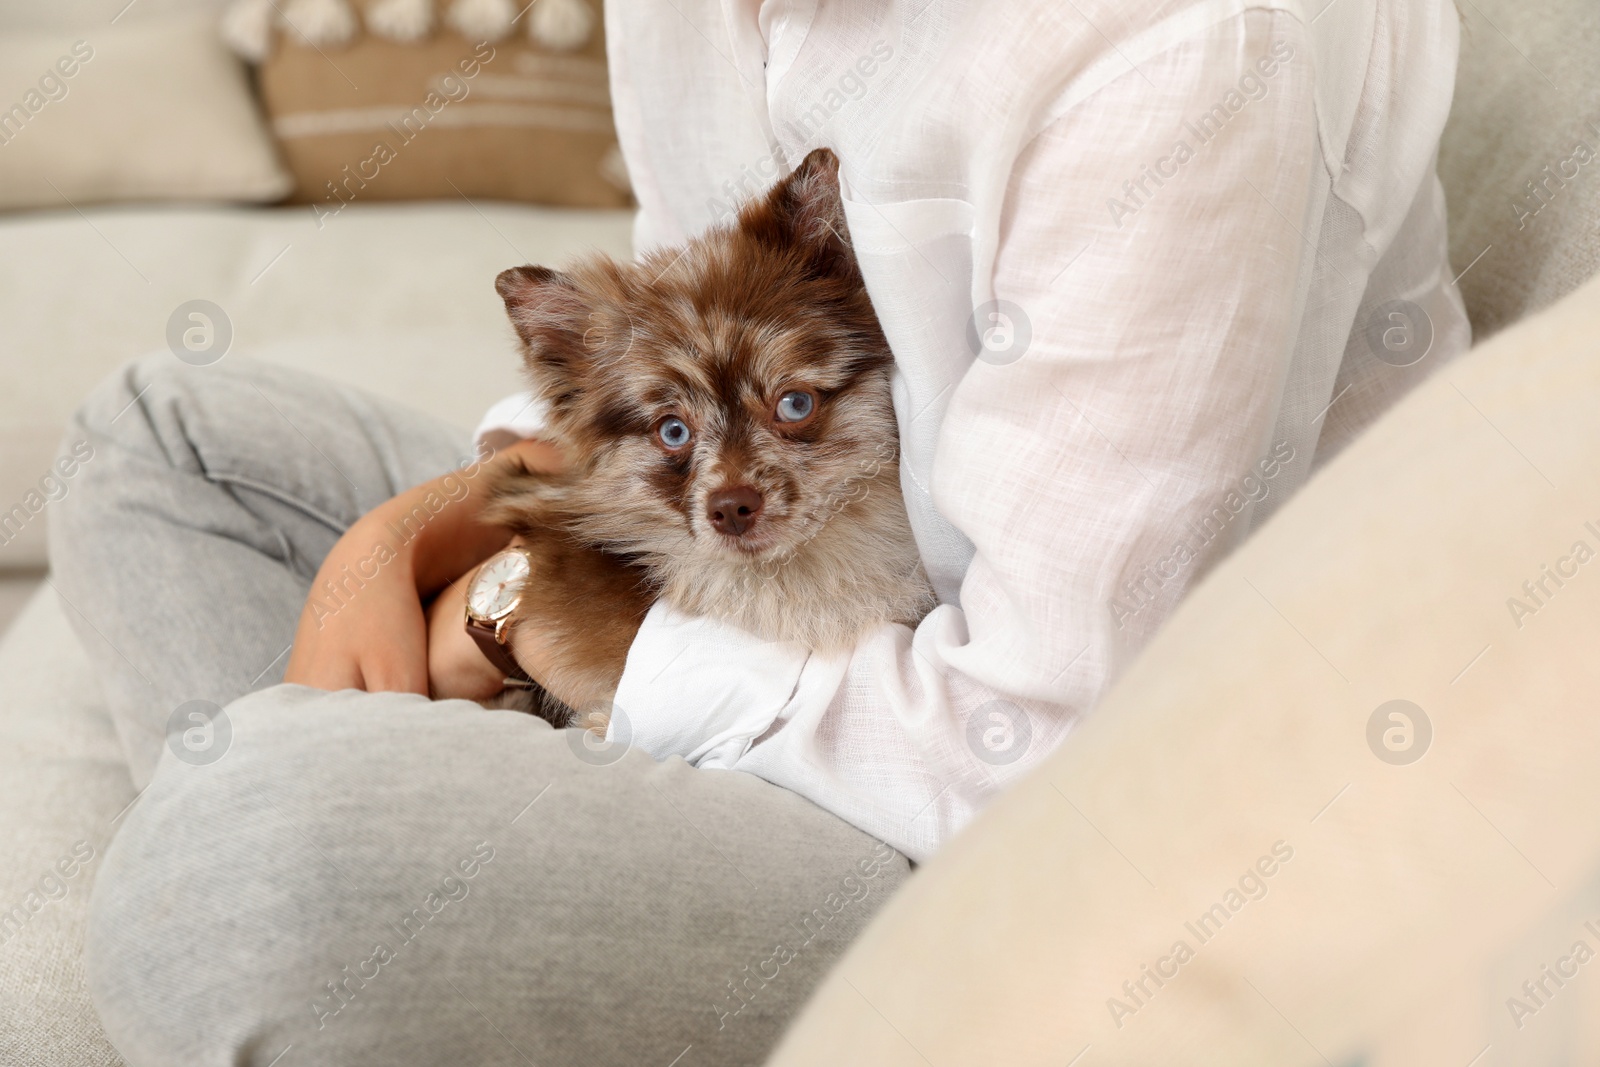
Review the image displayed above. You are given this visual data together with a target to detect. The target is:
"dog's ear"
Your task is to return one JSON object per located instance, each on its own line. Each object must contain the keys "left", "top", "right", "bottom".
{"left": 742, "top": 147, "right": 858, "bottom": 282}
{"left": 495, "top": 265, "right": 590, "bottom": 389}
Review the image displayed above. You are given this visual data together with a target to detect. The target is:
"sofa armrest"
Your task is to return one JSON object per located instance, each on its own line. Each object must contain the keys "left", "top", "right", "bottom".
{"left": 768, "top": 271, "right": 1600, "bottom": 1065}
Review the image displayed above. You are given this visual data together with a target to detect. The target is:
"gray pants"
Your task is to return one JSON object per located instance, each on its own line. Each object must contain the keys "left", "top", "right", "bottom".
{"left": 50, "top": 353, "right": 908, "bottom": 1067}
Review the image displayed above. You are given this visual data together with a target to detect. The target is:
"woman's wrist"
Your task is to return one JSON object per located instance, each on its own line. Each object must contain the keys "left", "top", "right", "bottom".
{"left": 406, "top": 437, "right": 565, "bottom": 596}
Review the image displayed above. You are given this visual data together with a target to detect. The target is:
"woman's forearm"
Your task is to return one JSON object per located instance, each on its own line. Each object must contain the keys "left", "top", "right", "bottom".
{"left": 354, "top": 438, "right": 564, "bottom": 597}
{"left": 284, "top": 437, "right": 563, "bottom": 692}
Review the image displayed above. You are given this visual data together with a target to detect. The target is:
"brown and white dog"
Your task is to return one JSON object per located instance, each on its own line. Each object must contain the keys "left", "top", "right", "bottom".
{"left": 486, "top": 148, "right": 934, "bottom": 725}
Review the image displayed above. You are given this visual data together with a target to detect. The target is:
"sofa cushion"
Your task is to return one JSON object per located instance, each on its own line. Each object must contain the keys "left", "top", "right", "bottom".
{"left": 0, "top": 15, "right": 293, "bottom": 211}
{"left": 1438, "top": 0, "right": 1600, "bottom": 338}
{"left": 0, "top": 201, "right": 633, "bottom": 569}
{"left": 0, "top": 586, "right": 132, "bottom": 1066}
{"left": 258, "top": 18, "right": 632, "bottom": 211}
{"left": 0, "top": 0, "right": 227, "bottom": 31}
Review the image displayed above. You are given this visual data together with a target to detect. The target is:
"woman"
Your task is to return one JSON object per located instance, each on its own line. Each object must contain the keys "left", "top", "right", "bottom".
{"left": 58, "top": 0, "right": 1467, "bottom": 1062}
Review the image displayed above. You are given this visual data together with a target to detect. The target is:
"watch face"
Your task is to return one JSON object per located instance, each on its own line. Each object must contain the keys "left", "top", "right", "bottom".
{"left": 468, "top": 550, "right": 531, "bottom": 621}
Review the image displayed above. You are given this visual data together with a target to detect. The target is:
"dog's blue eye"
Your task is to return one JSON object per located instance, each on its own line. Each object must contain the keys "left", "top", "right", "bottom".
{"left": 657, "top": 417, "right": 691, "bottom": 450}
{"left": 776, "top": 390, "right": 815, "bottom": 422}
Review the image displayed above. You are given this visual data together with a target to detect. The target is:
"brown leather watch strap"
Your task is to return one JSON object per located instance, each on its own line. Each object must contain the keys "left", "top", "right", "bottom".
{"left": 465, "top": 617, "right": 535, "bottom": 689}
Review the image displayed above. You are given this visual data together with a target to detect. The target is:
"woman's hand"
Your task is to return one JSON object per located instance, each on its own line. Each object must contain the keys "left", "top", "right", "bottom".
{"left": 283, "top": 438, "right": 565, "bottom": 693}
{"left": 281, "top": 516, "right": 436, "bottom": 693}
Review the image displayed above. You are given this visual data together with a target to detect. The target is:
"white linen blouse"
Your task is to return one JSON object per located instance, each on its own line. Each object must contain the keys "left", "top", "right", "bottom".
{"left": 477, "top": 0, "right": 1471, "bottom": 861}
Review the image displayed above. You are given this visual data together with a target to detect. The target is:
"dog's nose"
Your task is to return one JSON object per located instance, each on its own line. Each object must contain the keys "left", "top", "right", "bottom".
{"left": 707, "top": 486, "right": 764, "bottom": 536}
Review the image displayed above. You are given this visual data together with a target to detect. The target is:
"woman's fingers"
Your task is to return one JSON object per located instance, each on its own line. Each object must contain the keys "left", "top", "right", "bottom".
{"left": 284, "top": 604, "right": 363, "bottom": 691}
{"left": 361, "top": 608, "right": 432, "bottom": 695}
{"left": 296, "top": 654, "right": 364, "bottom": 693}
{"left": 362, "top": 654, "right": 430, "bottom": 695}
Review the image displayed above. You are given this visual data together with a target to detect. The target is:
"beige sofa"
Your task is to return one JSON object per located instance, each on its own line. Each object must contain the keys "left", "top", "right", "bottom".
{"left": 1, "top": 0, "right": 1596, "bottom": 1063}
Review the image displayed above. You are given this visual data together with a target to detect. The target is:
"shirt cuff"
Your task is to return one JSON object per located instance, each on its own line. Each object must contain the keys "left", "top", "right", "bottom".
{"left": 472, "top": 392, "right": 550, "bottom": 452}
{"left": 612, "top": 599, "right": 812, "bottom": 768}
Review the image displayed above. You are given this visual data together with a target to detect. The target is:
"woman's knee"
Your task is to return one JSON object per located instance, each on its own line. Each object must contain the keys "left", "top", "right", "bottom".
{"left": 49, "top": 356, "right": 206, "bottom": 583}
{"left": 67, "top": 352, "right": 256, "bottom": 467}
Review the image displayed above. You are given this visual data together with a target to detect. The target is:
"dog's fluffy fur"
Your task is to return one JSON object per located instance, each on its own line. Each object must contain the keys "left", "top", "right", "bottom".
{"left": 486, "top": 148, "right": 934, "bottom": 723}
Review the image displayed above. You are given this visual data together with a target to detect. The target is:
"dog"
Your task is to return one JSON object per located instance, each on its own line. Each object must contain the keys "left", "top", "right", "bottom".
{"left": 484, "top": 147, "right": 934, "bottom": 726}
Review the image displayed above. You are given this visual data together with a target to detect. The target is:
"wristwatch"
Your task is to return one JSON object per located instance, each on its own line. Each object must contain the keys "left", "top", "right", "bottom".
{"left": 463, "top": 547, "right": 537, "bottom": 690}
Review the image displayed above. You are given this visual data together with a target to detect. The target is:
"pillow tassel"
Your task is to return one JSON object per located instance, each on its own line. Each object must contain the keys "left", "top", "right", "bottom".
{"left": 446, "top": 0, "right": 516, "bottom": 42}
{"left": 281, "top": 0, "right": 359, "bottom": 47}
{"left": 529, "top": 0, "right": 595, "bottom": 52}
{"left": 220, "top": 0, "right": 277, "bottom": 61}
{"left": 367, "top": 0, "right": 435, "bottom": 42}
